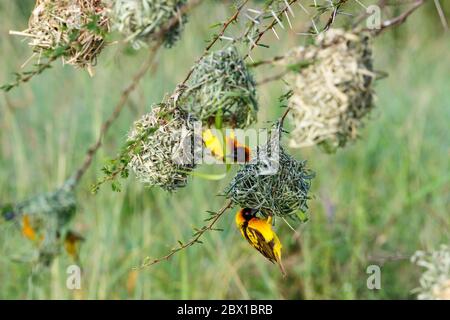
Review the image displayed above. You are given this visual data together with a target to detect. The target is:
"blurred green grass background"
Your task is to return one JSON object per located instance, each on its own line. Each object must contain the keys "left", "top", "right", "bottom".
{"left": 0, "top": 0, "right": 449, "bottom": 299}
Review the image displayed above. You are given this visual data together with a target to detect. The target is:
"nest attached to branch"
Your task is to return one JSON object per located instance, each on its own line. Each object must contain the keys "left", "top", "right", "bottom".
{"left": 183, "top": 46, "right": 258, "bottom": 129}
{"left": 1, "top": 179, "right": 77, "bottom": 266}
{"left": 23, "top": 0, "right": 109, "bottom": 71}
{"left": 285, "top": 28, "right": 376, "bottom": 152}
{"left": 127, "top": 104, "right": 199, "bottom": 191}
{"left": 412, "top": 245, "right": 450, "bottom": 300}
{"left": 224, "top": 128, "right": 314, "bottom": 219}
{"left": 109, "top": 0, "right": 187, "bottom": 49}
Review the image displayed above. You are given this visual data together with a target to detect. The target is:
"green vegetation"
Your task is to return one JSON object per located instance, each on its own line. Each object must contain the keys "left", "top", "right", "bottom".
{"left": 0, "top": 1, "right": 448, "bottom": 299}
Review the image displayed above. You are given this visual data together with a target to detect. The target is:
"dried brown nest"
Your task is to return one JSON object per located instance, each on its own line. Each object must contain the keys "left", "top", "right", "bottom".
{"left": 284, "top": 28, "right": 376, "bottom": 152}
{"left": 127, "top": 104, "right": 199, "bottom": 191}
{"left": 22, "top": 0, "right": 110, "bottom": 71}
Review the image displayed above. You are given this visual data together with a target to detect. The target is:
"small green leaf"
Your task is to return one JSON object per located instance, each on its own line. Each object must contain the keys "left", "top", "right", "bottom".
{"left": 111, "top": 181, "right": 122, "bottom": 192}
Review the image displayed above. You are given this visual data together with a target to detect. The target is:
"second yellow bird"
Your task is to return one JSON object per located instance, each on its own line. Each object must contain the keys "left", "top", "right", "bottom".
{"left": 235, "top": 208, "right": 286, "bottom": 276}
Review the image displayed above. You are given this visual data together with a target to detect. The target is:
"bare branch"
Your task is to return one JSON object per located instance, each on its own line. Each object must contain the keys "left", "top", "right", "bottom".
{"left": 371, "top": 0, "right": 426, "bottom": 35}
{"left": 256, "top": 71, "right": 288, "bottom": 86}
{"left": 71, "top": 0, "right": 204, "bottom": 186}
{"left": 137, "top": 200, "right": 233, "bottom": 268}
{"left": 71, "top": 43, "right": 161, "bottom": 186}
{"left": 181, "top": 0, "right": 250, "bottom": 85}
{"left": 434, "top": 0, "right": 449, "bottom": 31}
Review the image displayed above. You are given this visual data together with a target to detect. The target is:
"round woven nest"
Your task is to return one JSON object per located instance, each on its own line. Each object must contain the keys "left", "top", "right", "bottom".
{"left": 109, "top": 0, "right": 187, "bottom": 49}
{"left": 127, "top": 104, "right": 199, "bottom": 191}
{"left": 183, "top": 46, "right": 258, "bottom": 129}
{"left": 412, "top": 245, "right": 450, "bottom": 300}
{"left": 1, "top": 180, "right": 77, "bottom": 266}
{"left": 25, "top": 0, "right": 110, "bottom": 70}
{"left": 224, "top": 130, "right": 314, "bottom": 219}
{"left": 285, "top": 28, "right": 376, "bottom": 152}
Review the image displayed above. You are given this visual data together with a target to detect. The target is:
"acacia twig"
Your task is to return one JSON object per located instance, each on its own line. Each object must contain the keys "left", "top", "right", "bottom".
{"left": 71, "top": 0, "right": 203, "bottom": 187}
{"left": 71, "top": 43, "right": 161, "bottom": 186}
{"left": 138, "top": 200, "right": 233, "bottom": 268}
{"left": 433, "top": 0, "right": 449, "bottom": 31}
{"left": 181, "top": 0, "right": 250, "bottom": 86}
{"left": 370, "top": 0, "right": 426, "bottom": 35}
{"left": 243, "top": 0, "right": 299, "bottom": 59}
{"left": 253, "top": 0, "right": 426, "bottom": 88}
{"left": 256, "top": 71, "right": 288, "bottom": 86}
{"left": 322, "top": 0, "right": 349, "bottom": 32}
{"left": 0, "top": 55, "right": 58, "bottom": 92}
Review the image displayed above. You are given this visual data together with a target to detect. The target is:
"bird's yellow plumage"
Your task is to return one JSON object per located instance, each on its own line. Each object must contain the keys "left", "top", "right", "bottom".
{"left": 235, "top": 208, "right": 286, "bottom": 276}
{"left": 203, "top": 129, "right": 250, "bottom": 163}
{"left": 21, "top": 214, "right": 37, "bottom": 241}
{"left": 64, "top": 230, "right": 85, "bottom": 261}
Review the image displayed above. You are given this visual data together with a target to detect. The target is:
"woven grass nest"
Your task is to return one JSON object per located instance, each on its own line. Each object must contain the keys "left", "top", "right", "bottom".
{"left": 412, "top": 245, "right": 450, "bottom": 300}
{"left": 183, "top": 46, "right": 258, "bottom": 129}
{"left": 23, "top": 0, "right": 110, "bottom": 71}
{"left": 285, "top": 28, "right": 376, "bottom": 152}
{"left": 1, "top": 180, "right": 77, "bottom": 265}
{"left": 224, "top": 129, "right": 314, "bottom": 219}
{"left": 127, "top": 104, "right": 199, "bottom": 191}
{"left": 109, "top": 0, "right": 187, "bottom": 49}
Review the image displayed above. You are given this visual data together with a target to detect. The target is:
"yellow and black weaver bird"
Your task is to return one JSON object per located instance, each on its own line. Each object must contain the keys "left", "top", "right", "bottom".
{"left": 202, "top": 129, "right": 251, "bottom": 163}
{"left": 235, "top": 208, "right": 286, "bottom": 277}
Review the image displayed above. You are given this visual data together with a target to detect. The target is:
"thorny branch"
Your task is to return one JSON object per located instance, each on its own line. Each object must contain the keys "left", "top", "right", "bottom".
{"left": 322, "top": 0, "right": 349, "bottom": 32}
{"left": 0, "top": 55, "right": 58, "bottom": 92}
{"left": 71, "top": 0, "right": 203, "bottom": 186}
{"left": 138, "top": 200, "right": 233, "bottom": 268}
{"left": 137, "top": 1, "right": 314, "bottom": 268}
{"left": 71, "top": 43, "right": 161, "bottom": 186}
{"left": 254, "top": 0, "right": 428, "bottom": 86}
{"left": 181, "top": 0, "right": 250, "bottom": 85}
{"left": 243, "top": 0, "right": 299, "bottom": 60}
{"left": 370, "top": 0, "right": 426, "bottom": 35}
{"left": 256, "top": 70, "right": 288, "bottom": 86}
{"left": 76, "top": 0, "right": 428, "bottom": 268}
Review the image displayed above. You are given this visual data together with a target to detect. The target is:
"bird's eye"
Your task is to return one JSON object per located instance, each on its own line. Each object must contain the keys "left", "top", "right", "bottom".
{"left": 3, "top": 211, "right": 15, "bottom": 221}
{"left": 242, "top": 208, "right": 256, "bottom": 220}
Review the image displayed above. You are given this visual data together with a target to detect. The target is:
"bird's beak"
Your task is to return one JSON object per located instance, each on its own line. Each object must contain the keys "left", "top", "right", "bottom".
{"left": 249, "top": 208, "right": 259, "bottom": 216}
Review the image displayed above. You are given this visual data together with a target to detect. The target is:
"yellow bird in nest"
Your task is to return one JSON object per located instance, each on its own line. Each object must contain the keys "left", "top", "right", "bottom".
{"left": 202, "top": 129, "right": 250, "bottom": 163}
{"left": 235, "top": 208, "right": 286, "bottom": 277}
{"left": 21, "top": 214, "right": 84, "bottom": 261}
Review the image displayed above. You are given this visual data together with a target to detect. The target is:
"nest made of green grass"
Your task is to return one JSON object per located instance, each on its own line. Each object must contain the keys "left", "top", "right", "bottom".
{"left": 109, "top": 0, "right": 187, "bottom": 49}
{"left": 183, "top": 46, "right": 258, "bottom": 129}
{"left": 225, "top": 133, "right": 314, "bottom": 219}
{"left": 4, "top": 180, "right": 77, "bottom": 266}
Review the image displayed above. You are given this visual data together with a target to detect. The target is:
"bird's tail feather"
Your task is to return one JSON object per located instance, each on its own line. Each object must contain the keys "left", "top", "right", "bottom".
{"left": 278, "top": 260, "right": 287, "bottom": 277}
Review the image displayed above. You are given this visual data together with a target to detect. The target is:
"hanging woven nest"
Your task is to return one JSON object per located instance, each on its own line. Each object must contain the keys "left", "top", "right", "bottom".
{"left": 108, "top": 0, "right": 187, "bottom": 49}
{"left": 127, "top": 103, "right": 199, "bottom": 191}
{"left": 224, "top": 127, "right": 314, "bottom": 219}
{"left": 284, "top": 28, "right": 376, "bottom": 152}
{"left": 1, "top": 179, "right": 77, "bottom": 266}
{"left": 183, "top": 46, "right": 258, "bottom": 129}
{"left": 412, "top": 245, "right": 450, "bottom": 300}
{"left": 21, "top": 0, "right": 110, "bottom": 71}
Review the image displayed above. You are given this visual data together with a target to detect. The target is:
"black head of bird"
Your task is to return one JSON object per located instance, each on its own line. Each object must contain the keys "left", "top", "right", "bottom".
{"left": 241, "top": 208, "right": 258, "bottom": 221}
{"left": 1, "top": 204, "right": 15, "bottom": 221}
